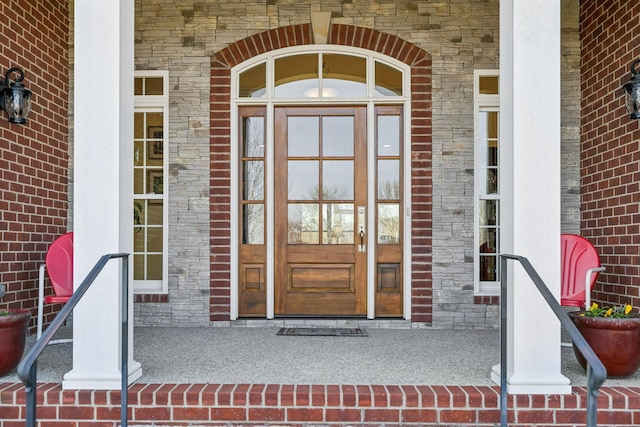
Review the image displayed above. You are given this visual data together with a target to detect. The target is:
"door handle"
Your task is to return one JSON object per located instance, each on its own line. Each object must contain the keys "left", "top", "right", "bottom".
{"left": 357, "top": 206, "right": 365, "bottom": 252}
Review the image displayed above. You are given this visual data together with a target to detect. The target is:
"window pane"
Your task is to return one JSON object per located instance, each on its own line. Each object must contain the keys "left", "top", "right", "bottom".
{"left": 288, "top": 204, "right": 319, "bottom": 244}
{"left": 375, "top": 61, "right": 403, "bottom": 96}
{"left": 479, "top": 216, "right": 500, "bottom": 281}
{"left": 480, "top": 256, "right": 497, "bottom": 281}
{"left": 323, "top": 116, "right": 354, "bottom": 156}
{"left": 147, "top": 202, "right": 163, "bottom": 225}
{"left": 486, "top": 111, "right": 498, "bottom": 139}
{"left": 323, "top": 54, "right": 366, "bottom": 98}
{"left": 479, "top": 200, "right": 498, "bottom": 226}
{"left": 288, "top": 160, "right": 319, "bottom": 200}
{"left": 146, "top": 112, "right": 163, "bottom": 134}
{"left": 134, "top": 255, "right": 144, "bottom": 280}
{"left": 243, "top": 204, "right": 264, "bottom": 244}
{"left": 275, "top": 54, "right": 318, "bottom": 98}
{"left": 134, "top": 169, "right": 144, "bottom": 194}
{"left": 239, "top": 62, "right": 266, "bottom": 98}
{"left": 479, "top": 227, "right": 498, "bottom": 254}
{"left": 323, "top": 160, "right": 353, "bottom": 200}
{"left": 134, "top": 112, "right": 144, "bottom": 138}
{"left": 146, "top": 141, "right": 163, "bottom": 167}
{"left": 377, "top": 115, "right": 400, "bottom": 156}
{"left": 323, "top": 203, "right": 354, "bottom": 244}
{"left": 134, "top": 228, "right": 144, "bottom": 252}
{"left": 243, "top": 117, "right": 264, "bottom": 157}
{"left": 378, "top": 160, "right": 400, "bottom": 200}
{"left": 485, "top": 168, "right": 498, "bottom": 194}
{"left": 243, "top": 160, "right": 264, "bottom": 200}
{"left": 486, "top": 142, "right": 498, "bottom": 167}
{"left": 145, "top": 78, "right": 164, "bottom": 95}
{"left": 134, "top": 140, "right": 144, "bottom": 166}
{"left": 147, "top": 170, "right": 163, "bottom": 194}
{"left": 147, "top": 254, "right": 163, "bottom": 280}
{"left": 479, "top": 75, "right": 499, "bottom": 94}
{"left": 147, "top": 226, "right": 163, "bottom": 252}
{"left": 288, "top": 117, "right": 319, "bottom": 156}
{"left": 378, "top": 204, "right": 400, "bottom": 244}
{"left": 134, "top": 199, "right": 146, "bottom": 226}
{"left": 134, "top": 78, "right": 143, "bottom": 96}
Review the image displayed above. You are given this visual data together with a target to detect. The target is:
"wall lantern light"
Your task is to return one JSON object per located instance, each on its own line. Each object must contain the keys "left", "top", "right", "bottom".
{"left": 0, "top": 67, "right": 32, "bottom": 124}
{"left": 622, "top": 59, "right": 640, "bottom": 119}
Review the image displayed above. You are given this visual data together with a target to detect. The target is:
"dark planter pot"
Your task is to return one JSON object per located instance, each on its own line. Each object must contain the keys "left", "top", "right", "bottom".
{"left": 0, "top": 309, "right": 31, "bottom": 377}
{"left": 569, "top": 311, "right": 640, "bottom": 378}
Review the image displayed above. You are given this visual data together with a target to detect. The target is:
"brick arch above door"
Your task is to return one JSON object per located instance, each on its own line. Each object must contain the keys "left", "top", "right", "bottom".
{"left": 210, "top": 24, "right": 432, "bottom": 323}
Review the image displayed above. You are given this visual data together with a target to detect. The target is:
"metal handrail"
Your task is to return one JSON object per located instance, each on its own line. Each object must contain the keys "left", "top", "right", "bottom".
{"left": 17, "top": 253, "right": 130, "bottom": 427}
{"left": 499, "top": 254, "right": 607, "bottom": 427}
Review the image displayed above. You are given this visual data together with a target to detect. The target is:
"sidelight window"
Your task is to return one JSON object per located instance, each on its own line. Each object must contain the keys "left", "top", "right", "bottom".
{"left": 474, "top": 70, "right": 500, "bottom": 295}
{"left": 133, "top": 71, "right": 169, "bottom": 294}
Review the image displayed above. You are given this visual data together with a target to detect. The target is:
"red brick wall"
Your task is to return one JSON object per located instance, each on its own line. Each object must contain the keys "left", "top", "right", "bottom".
{"left": 0, "top": 1, "right": 69, "bottom": 333}
{"left": 2, "top": 382, "right": 638, "bottom": 426}
{"left": 210, "top": 24, "right": 433, "bottom": 322}
{"left": 580, "top": 1, "right": 640, "bottom": 309}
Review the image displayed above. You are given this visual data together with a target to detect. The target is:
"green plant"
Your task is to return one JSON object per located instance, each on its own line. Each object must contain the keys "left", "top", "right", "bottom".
{"left": 581, "top": 302, "right": 636, "bottom": 318}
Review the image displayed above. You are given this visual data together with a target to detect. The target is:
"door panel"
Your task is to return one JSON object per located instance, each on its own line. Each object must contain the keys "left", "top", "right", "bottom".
{"left": 275, "top": 106, "right": 367, "bottom": 316}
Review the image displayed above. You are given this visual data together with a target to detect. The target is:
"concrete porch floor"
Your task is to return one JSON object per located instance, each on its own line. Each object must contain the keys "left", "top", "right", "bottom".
{"left": 2, "top": 320, "right": 640, "bottom": 388}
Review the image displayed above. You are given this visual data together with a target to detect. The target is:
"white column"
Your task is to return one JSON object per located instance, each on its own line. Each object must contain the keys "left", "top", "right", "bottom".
{"left": 63, "top": 0, "right": 141, "bottom": 390}
{"left": 491, "top": 0, "right": 570, "bottom": 394}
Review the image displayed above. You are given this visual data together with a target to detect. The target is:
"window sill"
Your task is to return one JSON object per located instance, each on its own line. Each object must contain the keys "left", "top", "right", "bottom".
{"left": 134, "top": 294, "right": 169, "bottom": 303}
{"left": 474, "top": 295, "right": 499, "bottom": 305}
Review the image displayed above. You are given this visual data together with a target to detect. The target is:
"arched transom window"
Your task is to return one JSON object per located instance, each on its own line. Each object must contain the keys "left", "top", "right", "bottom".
{"left": 234, "top": 48, "right": 407, "bottom": 101}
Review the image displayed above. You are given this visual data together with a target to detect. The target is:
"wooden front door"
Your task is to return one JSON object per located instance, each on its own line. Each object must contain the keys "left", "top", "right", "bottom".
{"left": 274, "top": 106, "right": 367, "bottom": 316}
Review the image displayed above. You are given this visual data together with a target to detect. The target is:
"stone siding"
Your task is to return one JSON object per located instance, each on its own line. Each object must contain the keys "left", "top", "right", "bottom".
{"left": 132, "top": 0, "right": 581, "bottom": 328}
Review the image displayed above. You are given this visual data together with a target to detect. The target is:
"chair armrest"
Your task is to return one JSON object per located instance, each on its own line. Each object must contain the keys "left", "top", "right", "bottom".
{"left": 585, "top": 266, "right": 606, "bottom": 310}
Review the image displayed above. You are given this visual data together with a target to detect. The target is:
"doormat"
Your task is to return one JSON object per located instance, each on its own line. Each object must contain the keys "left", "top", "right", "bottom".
{"left": 277, "top": 327, "right": 368, "bottom": 337}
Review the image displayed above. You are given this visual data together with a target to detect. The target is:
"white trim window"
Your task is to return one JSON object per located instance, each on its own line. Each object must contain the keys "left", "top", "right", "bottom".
{"left": 133, "top": 71, "right": 169, "bottom": 294}
{"left": 474, "top": 70, "right": 500, "bottom": 295}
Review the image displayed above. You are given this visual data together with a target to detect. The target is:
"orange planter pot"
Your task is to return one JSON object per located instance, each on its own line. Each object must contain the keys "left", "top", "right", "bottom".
{"left": 0, "top": 309, "right": 31, "bottom": 377}
{"left": 569, "top": 312, "right": 640, "bottom": 378}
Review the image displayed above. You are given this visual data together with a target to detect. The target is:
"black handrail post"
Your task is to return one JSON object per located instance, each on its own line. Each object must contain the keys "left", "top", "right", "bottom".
{"left": 121, "top": 255, "right": 129, "bottom": 427}
{"left": 24, "top": 362, "right": 37, "bottom": 427}
{"left": 498, "top": 254, "right": 607, "bottom": 427}
{"left": 17, "top": 253, "right": 131, "bottom": 427}
{"left": 499, "top": 255, "right": 508, "bottom": 427}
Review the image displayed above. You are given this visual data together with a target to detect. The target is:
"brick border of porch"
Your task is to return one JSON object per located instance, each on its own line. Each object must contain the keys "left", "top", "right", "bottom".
{"left": 2, "top": 383, "right": 640, "bottom": 426}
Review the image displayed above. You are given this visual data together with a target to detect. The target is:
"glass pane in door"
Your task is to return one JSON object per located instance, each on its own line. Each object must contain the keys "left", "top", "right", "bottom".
{"left": 323, "top": 160, "right": 354, "bottom": 200}
{"left": 288, "top": 204, "right": 319, "bottom": 244}
{"left": 322, "top": 203, "right": 354, "bottom": 244}
{"left": 288, "top": 160, "right": 319, "bottom": 200}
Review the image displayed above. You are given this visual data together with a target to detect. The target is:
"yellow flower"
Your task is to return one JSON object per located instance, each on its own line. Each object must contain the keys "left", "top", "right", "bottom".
{"left": 626, "top": 304, "right": 633, "bottom": 315}
{"left": 605, "top": 308, "right": 613, "bottom": 317}
{"left": 589, "top": 303, "right": 599, "bottom": 311}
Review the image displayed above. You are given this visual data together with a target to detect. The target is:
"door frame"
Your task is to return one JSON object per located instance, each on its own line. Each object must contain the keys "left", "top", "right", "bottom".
{"left": 229, "top": 46, "right": 413, "bottom": 320}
